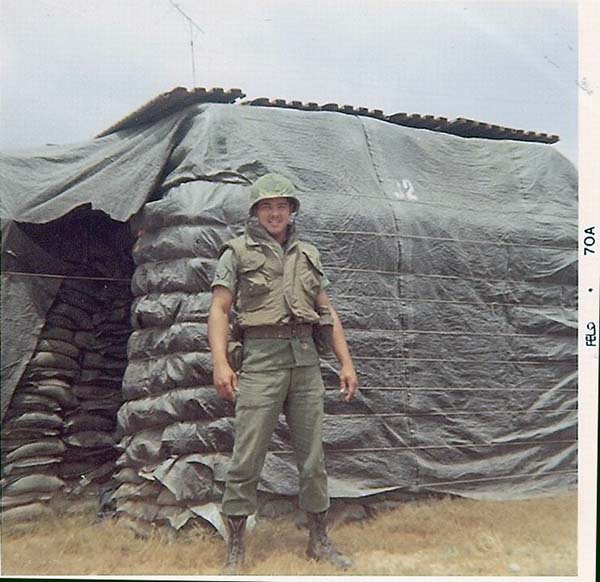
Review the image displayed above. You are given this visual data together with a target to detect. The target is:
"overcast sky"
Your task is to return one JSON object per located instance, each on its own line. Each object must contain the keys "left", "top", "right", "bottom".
{"left": 0, "top": 0, "right": 580, "bottom": 164}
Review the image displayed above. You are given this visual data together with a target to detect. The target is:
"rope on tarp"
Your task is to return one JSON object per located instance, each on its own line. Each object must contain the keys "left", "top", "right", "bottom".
{"left": 319, "top": 411, "right": 577, "bottom": 419}
{"left": 330, "top": 386, "right": 577, "bottom": 392}
{"left": 415, "top": 469, "right": 577, "bottom": 489}
{"left": 169, "top": 441, "right": 575, "bottom": 455}
{"left": 335, "top": 355, "right": 575, "bottom": 365}
{"left": 324, "top": 265, "right": 576, "bottom": 286}
{"left": 2, "top": 271, "right": 131, "bottom": 283}
{"left": 164, "top": 441, "right": 576, "bottom": 455}
{"left": 302, "top": 227, "right": 577, "bottom": 251}
{"left": 324, "top": 327, "right": 576, "bottom": 339}
{"left": 299, "top": 188, "right": 573, "bottom": 221}
{"left": 126, "top": 349, "right": 576, "bottom": 366}
{"left": 267, "top": 442, "right": 577, "bottom": 454}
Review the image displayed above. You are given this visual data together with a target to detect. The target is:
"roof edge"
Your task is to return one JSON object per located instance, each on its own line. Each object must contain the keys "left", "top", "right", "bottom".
{"left": 95, "top": 87, "right": 559, "bottom": 144}
{"left": 95, "top": 87, "right": 245, "bottom": 138}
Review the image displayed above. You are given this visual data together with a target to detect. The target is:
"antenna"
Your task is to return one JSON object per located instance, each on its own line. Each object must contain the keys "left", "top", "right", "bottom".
{"left": 169, "top": 0, "right": 205, "bottom": 87}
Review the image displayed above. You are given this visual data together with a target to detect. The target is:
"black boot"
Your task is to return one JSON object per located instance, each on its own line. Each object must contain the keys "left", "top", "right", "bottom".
{"left": 306, "top": 510, "right": 353, "bottom": 570}
{"left": 221, "top": 515, "right": 247, "bottom": 575}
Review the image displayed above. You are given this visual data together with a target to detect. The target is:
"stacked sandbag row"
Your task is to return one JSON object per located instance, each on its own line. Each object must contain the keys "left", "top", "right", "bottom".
{"left": 113, "top": 183, "right": 244, "bottom": 537}
{"left": 1, "top": 278, "right": 131, "bottom": 523}
{"left": 2, "top": 281, "right": 84, "bottom": 523}
{"left": 59, "top": 280, "right": 131, "bottom": 490}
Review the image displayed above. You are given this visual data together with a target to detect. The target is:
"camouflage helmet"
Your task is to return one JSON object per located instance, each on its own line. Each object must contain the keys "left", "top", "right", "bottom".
{"left": 248, "top": 173, "right": 300, "bottom": 214}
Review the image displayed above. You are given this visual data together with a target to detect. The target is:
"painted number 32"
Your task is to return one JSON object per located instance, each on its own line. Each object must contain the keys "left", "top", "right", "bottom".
{"left": 583, "top": 226, "right": 596, "bottom": 255}
{"left": 393, "top": 179, "right": 418, "bottom": 201}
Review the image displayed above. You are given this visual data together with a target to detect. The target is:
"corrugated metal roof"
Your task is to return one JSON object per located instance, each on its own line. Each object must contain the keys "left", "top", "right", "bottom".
{"left": 96, "top": 87, "right": 559, "bottom": 144}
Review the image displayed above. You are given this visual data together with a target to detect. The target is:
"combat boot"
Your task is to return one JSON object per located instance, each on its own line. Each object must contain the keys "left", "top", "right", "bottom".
{"left": 221, "top": 515, "right": 247, "bottom": 575}
{"left": 306, "top": 510, "right": 353, "bottom": 570}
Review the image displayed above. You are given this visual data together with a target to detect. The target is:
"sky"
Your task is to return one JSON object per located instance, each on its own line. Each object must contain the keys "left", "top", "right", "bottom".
{"left": 0, "top": 0, "right": 580, "bottom": 164}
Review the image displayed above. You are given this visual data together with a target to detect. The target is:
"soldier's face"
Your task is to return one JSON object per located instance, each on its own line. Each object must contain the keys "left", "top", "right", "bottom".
{"left": 255, "top": 197, "right": 293, "bottom": 242}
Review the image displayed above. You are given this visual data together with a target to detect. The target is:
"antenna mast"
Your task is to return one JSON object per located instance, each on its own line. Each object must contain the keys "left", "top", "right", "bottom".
{"left": 169, "top": 0, "right": 205, "bottom": 87}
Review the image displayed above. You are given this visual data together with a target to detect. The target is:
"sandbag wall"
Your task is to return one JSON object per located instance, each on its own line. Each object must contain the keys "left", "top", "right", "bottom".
{"left": 1, "top": 214, "right": 133, "bottom": 524}
{"left": 114, "top": 183, "right": 243, "bottom": 536}
{"left": 60, "top": 279, "right": 131, "bottom": 489}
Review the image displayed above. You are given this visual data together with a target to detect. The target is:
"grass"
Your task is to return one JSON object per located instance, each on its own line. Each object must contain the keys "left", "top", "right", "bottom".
{"left": 1, "top": 491, "right": 576, "bottom": 577}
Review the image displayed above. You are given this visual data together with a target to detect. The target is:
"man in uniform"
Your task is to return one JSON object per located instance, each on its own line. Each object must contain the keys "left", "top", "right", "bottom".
{"left": 208, "top": 173, "right": 358, "bottom": 574}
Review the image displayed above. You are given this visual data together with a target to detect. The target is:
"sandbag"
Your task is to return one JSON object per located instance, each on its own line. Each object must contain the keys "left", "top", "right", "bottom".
{"left": 22, "top": 367, "right": 79, "bottom": 381}
{"left": 63, "top": 431, "right": 117, "bottom": 449}
{"left": 64, "top": 413, "right": 115, "bottom": 433}
{"left": 127, "top": 321, "right": 210, "bottom": 359}
{"left": 131, "top": 258, "right": 215, "bottom": 295}
{"left": 1, "top": 502, "right": 54, "bottom": 524}
{"left": 51, "top": 303, "right": 94, "bottom": 330}
{"left": 7, "top": 393, "right": 62, "bottom": 413}
{"left": 37, "top": 339, "right": 81, "bottom": 359}
{"left": 45, "top": 314, "right": 79, "bottom": 331}
{"left": 2, "top": 474, "right": 65, "bottom": 495}
{"left": 5, "top": 439, "right": 66, "bottom": 463}
{"left": 71, "top": 383, "right": 120, "bottom": 401}
{"left": 81, "top": 352, "right": 127, "bottom": 370}
{"left": 113, "top": 481, "right": 161, "bottom": 500}
{"left": 3, "top": 411, "right": 63, "bottom": 430}
{"left": 161, "top": 419, "right": 235, "bottom": 455}
{"left": 39, "top": 326, "right": 75, "bottom": 343}
{"left": 78, "top": 459, "right": 119, "bottom": 483}
{"left": 3, "top": 456, "right": 63, "bottom": 477}
{"left": 153, "top": 455, "right": 216, "bottom": 503}
{"left": 59, "top": 459, "right": 115, "bottom": 479}
{"left": 121, "top": 352, "right": 213, "bottom": 400}
{"left": 113, "top": 467, "right": 146, "bottom": 484}
{"left": 73, "top": 331, "right": 98, "bottom": 349}
{"left": 117, "top": 386, "right": 228, "bottom": 435}
{"left": 22, "top": 383, "right": 78, "bottom": 408}
{"left": 117, "top": 428, "right": 164, "bottom": 466}
{"left": 0, "top": 491, "right": 54, "bottom": 508}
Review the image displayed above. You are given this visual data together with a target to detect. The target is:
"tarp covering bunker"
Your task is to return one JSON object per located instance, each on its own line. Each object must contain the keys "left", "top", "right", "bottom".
{"left": 1, "top": 96, "right": 577, "bottom": 533}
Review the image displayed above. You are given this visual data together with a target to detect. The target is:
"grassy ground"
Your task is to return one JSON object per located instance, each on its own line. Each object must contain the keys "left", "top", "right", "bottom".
{"left": 1, "top": 491, "right": 576, "bottom": 577}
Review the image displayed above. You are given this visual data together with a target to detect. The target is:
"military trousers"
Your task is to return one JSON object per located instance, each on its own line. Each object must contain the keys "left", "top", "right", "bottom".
{"left": 221, "top": 363, "right": 330, "bottom": 516}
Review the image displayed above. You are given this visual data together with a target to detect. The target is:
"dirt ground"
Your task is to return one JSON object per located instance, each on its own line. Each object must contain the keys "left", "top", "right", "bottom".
{"left": 1, "top": 491, "right": 577, "bottom": 577}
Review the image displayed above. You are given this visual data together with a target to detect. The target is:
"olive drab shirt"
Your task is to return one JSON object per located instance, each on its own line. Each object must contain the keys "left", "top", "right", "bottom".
{"left": 213, "top": 221, "right": 329, "bottom": 328}
{"left": 211, "top": 221, "right": 330, "bottom": 370}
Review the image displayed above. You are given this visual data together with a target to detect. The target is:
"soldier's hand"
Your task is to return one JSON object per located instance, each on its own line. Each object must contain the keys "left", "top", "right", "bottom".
{"left": 339, "top": 364, "right": 358, "bottom": 402}
{"left": 213, "top": 362, "right": 239, "bottom": 401}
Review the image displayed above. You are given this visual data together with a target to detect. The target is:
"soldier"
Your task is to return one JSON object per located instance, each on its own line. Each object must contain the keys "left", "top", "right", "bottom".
{"left": 208, "top": 173, "right": 358, "bottom": 574}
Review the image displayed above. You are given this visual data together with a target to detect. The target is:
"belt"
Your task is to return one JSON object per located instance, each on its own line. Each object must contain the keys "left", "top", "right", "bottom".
{"left": 244, "top": 323, "right": 314, "bottom": 339}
